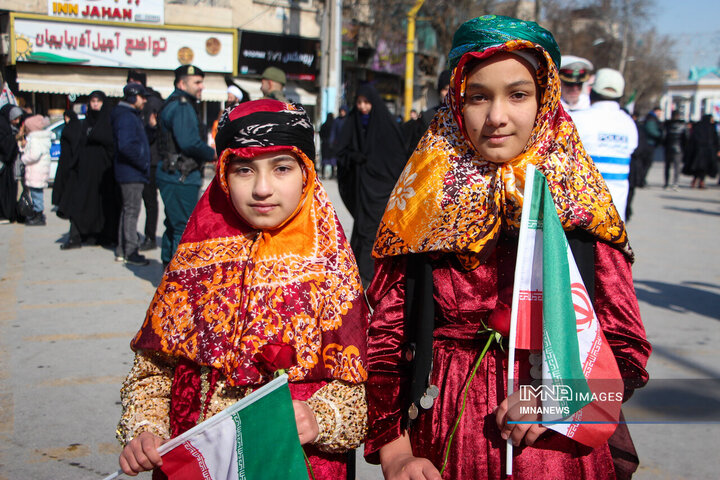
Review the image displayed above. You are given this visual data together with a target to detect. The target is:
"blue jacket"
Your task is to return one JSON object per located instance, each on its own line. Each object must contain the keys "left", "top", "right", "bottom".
{"left": 111, "top": 102, "right": 151, "bottom": 184}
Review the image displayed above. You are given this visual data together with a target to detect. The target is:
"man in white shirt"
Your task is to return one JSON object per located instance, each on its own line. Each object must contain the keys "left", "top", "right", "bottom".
{"left": 573, "top": 68, "right": 638, "bottom": 221}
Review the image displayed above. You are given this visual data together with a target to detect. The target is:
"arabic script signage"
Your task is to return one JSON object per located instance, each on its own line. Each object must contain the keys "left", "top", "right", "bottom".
{"left": 48, "top": 0, "right": 164, "bottom": 24}
{"left": 12, "top": 15, "right": 235, "bottom": 73}
{"left": 238, "top": 31, "right": 319, "bottom": 81}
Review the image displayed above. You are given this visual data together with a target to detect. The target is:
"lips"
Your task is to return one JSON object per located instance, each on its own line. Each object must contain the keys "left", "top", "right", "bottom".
{"left": 250, "top": 203, "right": 277, "bottom": 213}
{"left": 484, "top": 133, "right": 512, "bottom": 145}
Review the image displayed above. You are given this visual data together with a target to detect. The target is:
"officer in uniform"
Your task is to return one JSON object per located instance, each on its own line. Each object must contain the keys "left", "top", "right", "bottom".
{"left": 559, "top": 55, "right": 593, "bottom": 113}
{"left": 260, "top": 66, "right": 289, "bottom": 103}
{"left": 156, "top": 64, "right": 216, "bottom": 265}
{"left": 573, "top": 68, "right": 638, "bottom": 222}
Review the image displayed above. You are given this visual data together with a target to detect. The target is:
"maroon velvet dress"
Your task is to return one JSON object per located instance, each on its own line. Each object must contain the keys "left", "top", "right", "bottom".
{"left": 365, "top": 235, "right": 650, "bottom": 479}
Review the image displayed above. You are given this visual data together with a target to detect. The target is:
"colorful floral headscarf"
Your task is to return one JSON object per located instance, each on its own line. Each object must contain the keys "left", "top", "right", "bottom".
{"left": 373, "top": 15, "right": 630, "bottom": 268}
{"left": 132, "top": 100, "right": 368, "bottom": 387}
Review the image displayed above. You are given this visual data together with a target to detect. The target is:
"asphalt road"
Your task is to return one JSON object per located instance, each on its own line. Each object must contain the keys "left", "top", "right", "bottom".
{"left": 0, "top": 159, "right": 718, "bottom": 479}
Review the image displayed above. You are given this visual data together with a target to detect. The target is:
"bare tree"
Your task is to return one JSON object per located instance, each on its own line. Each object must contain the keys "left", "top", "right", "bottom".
{"left": 543, "top": 0, "right": 674, "bottom": 113}
{"left": 356, "top": 0, "right": 497, "bottom": 72}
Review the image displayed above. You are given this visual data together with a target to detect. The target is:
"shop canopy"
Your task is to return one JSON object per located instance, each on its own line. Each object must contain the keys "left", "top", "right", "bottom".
{"left": 16, "top": 64, "right": 316, "bottom": 105}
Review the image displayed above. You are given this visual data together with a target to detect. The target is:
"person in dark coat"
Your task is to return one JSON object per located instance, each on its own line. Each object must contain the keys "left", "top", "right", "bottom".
{"left": 127, "top": 69, "right": 164, "bottom": 251}
{"left": 663, "top": 110, "right": 687, "bottom": 189}
{"left": 111, "top": 83, "right": 151, "bottom": 265}
{"left": 336, "top": 83, "right": 408, "bottom": 286}
{"left": 683, "top": 114, "right": 719, "bottom": 188}
{"left": 640, "top": 107, "right": 663, "bottom": 186}
{"left": 58, "top": 90, "right": 120, "bottom": 249}
{"left": 0, "top": 104, "right": 23, "bottom": 223}
{"left": 319, "top": 112, "right": 335, "bottom": 179}
{"left": 51, "top": 109, "right": 82, "bottom": 208}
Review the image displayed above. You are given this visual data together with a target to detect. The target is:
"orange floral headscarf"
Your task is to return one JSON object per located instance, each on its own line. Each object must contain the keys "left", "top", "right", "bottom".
{"left": 132, "top": 100, "right": 368, "bottom": 387}
{"left": 373, "top": 36, "right": 631, "bottom": 269}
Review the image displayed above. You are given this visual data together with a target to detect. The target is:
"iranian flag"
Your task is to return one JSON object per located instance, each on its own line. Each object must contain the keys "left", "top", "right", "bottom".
{"left": 104, "top": 375, "right": 309, "bottom": 480}
{"left": 507, "top": 165, "right": 623, "bottom": 453}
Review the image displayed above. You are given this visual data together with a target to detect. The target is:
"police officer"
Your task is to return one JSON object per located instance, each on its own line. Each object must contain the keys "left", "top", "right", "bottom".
{"left": 559, "top": 55, "right": 593, "bottom": 113}
{"left": 156, "top": 65, "right": 216, "bottom": 265}
{"left": 573, "top": 68, "right": 638, "bottom": 222}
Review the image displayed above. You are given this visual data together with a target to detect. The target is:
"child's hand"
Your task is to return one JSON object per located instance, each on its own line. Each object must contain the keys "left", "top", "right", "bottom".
{"left": 494, "top": 392, "right": 548, "bottom": 447}
{"left": 119, "top": 431, "right": 165, "bottom": 475}
{"left": 379, "top": 432, "right": 442, "bottom": 480}
{"left": 292, "top": 400, "right": 319, "bottom": 445}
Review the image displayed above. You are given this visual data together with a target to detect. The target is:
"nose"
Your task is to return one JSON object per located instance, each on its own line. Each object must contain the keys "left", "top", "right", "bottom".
{"left": 252, "top": 171, "right": 273, "bottom": 198}
{"left": 486, "top": 99, "right": 508, "bottom": 127}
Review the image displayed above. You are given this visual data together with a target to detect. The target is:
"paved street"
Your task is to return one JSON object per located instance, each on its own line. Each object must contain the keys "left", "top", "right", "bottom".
{"left": 0, "top": 159, "right": 718, "bottom": 479}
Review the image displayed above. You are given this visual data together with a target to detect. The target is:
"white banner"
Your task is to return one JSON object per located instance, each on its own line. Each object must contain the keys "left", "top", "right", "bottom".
{"left": 48, "top": 0, "right": 164, "bottom": 25}
{"left": 12, "top": 16, "right": 235, "bottom": 73}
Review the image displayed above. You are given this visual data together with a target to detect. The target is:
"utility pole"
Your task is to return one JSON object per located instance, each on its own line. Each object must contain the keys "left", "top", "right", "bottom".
{"left": 403, "top": 0, "right": 424, "bottom": 121}
{"left": 321, "top": 0, "right": 342, "bottom": 122}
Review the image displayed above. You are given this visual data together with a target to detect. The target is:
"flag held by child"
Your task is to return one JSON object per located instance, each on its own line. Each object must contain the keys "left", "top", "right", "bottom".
{"left": 509, "top": 164, "right": 624, "bottom": 449}
{"left": 104, "top": 375, "right": 309, "bottom": 480}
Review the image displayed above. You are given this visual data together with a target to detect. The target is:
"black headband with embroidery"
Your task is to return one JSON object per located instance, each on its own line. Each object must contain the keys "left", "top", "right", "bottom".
{"left": 215, "top": 99, "right": 316, "bottom": 161}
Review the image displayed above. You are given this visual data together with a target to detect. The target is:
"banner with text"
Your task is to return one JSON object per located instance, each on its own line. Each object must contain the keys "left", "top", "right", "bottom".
{"left": 238, "top": 31, "right": 319, "bottom": 81}
{"left": 48, "top": 0, "right": 164, "bottom": 25}
{"left": 11, "top": 15, "right": 235, "bottom": 73}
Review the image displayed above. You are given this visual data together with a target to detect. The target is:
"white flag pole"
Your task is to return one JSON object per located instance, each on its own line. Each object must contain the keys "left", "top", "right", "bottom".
{"left": 102, "top": 374, "right": 290, "bottom": 480}
{"left": 505, "top": 164, "right": 537, "bottom": 477}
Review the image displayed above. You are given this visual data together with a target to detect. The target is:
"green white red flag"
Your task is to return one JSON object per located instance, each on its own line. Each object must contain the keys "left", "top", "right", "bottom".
{"left": 507, "top": 164, "right": 623, "bottom": 451}
{"left": 104, "top": 375, "right": 308, "bottom": 480}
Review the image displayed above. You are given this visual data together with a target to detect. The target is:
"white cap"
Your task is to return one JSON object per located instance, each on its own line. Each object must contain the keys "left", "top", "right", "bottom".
{"left": 227, "top": 85, "right": 243, "bottom": 101}
{"left": 591, "top": 68, "right": 625, "bottom": 99}
{"left": 560, "top": 55, "right": 594, "bottom": 71}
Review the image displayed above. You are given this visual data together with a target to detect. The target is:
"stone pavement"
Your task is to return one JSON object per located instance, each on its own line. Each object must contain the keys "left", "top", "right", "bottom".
{"left": 0, "top": 159, "right": 718, "bottom": 479}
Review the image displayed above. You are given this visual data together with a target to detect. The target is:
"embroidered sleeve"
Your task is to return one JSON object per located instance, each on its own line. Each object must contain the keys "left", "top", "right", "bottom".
{"left": 116, "top": 350, "right": 177, "bottom": 445}
{"left": 305, "top": 380, "right": 367, "bottom": 453}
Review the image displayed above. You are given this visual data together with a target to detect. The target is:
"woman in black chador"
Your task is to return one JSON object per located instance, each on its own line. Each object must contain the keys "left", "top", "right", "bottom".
{"left": 0, "top": 104, "right": 22, "bottom": 223}
{"left": 683, "top": 114, "right": 719, "bottom": 189}
{"left": 57, "top": 91, "right": 120, "bottom": 249}
{"left": 336, "top": 84, "right": 407, "bottom": 285}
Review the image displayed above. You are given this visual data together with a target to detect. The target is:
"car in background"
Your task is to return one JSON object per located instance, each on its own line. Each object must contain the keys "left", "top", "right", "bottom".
{"left": 47, "top": 115, "right": 84, "bottom": 185}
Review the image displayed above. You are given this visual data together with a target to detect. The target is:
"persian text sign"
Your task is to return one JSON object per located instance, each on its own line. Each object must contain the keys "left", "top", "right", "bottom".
{"left": 48, "top": 0, "right": 164, "bottom": 24}
{"left": 12, "top": 16, "right": 234, "bottom": 73}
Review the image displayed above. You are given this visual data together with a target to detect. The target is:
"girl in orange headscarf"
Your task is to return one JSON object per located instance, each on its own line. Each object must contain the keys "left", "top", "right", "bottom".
{"left": 365, "top": 16, "right": 650, "bottom": 479}
{"left": 117, "top": 100, "right": 369, "bottom": 479}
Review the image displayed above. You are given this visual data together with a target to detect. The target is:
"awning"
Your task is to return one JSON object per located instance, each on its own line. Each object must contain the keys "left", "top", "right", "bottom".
{"left": 16, "top": 64, "right": 317, "bottom": 105}
{"left": 16, "top": 64, "right": 231, "bottom": 102}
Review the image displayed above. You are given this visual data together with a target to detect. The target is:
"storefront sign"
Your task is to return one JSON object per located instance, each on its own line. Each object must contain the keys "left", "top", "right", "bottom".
{"left": 11, "top": 14, "right": 235, "bottom": 73}
{"left": 238, "top": 31, "right": 319, "bottom": 81}
{"left": 48, "top": 0, "right": 164, "bottom": 24}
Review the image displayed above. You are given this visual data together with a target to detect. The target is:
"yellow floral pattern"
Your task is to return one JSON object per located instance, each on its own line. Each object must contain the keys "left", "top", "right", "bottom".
{"left": 373, "top": 40, "right": 631, "bottom": 268}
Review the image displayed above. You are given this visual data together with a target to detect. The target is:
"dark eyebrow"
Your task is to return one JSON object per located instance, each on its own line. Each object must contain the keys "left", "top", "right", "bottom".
{"left": 230, "top": 154, "right": 297, "bottom": 165}
{"left": 466, "top": 79, "right": 535, "bottom": 90}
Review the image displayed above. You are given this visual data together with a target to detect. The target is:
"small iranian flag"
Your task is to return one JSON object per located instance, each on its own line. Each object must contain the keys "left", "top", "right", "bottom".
{"left": 104, "top": 375, "right": 308, "bottom": 480}
{"left": 507, "top": 165, "right": 623, "bottom": 454}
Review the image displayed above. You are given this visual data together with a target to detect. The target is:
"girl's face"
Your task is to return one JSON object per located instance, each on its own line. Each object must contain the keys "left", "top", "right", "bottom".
{"left": 356, "top": 95, "right": 372, "bottom": 115}
{"left": 226, "top": 151, "right": 304, "bottom": 229}
{"left": 462, "top": 52, "right": 539, "bottom": 163}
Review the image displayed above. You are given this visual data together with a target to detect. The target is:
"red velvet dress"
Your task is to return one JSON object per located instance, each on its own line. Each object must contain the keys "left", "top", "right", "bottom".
{"left": 365, "top": 235, "right": 650, "bottom": 479}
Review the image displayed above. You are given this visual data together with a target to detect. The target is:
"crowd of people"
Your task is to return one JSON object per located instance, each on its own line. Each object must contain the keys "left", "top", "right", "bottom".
{"left": 0, "top": 13, "right": 717, "bottom": 480}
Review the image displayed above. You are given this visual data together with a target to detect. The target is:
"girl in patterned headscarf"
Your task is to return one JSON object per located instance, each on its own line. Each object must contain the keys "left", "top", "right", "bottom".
{"left": 364, "top": 16, "right": 650, "bottom": 479}
{"left": 117, "top": 99, "right": 369, "bottom": 479}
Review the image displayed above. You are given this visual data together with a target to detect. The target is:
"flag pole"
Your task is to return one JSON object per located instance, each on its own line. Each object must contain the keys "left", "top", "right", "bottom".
{"left": 505, "top": 164, "right": 538, "bottom": 477}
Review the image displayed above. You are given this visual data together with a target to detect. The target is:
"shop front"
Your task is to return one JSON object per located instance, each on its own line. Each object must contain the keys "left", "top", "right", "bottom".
{"left": 5, "top": 12, "right": 236, "bottom": 123}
